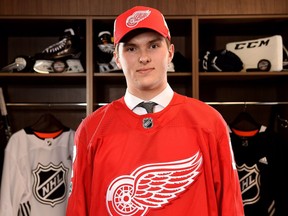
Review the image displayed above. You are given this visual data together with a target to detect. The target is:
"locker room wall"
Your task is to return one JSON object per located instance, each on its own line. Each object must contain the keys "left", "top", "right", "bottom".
{"left": 0, "top": 0, "right": 287, "bottom": 16}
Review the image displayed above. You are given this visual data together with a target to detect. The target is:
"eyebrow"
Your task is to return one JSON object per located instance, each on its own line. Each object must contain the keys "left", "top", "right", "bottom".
{"left": 123, "top": 36, "right": 163, "bottom": 47}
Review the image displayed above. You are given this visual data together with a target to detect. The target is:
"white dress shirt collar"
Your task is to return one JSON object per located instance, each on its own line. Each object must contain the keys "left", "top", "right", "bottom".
{"left": 124, "top": 84, "right": 174, "bottom": 112}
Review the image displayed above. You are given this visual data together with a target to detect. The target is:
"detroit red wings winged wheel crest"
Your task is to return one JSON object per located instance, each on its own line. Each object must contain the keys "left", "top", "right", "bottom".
{"left": 106, "top": 151, "right": 203, "bottom": 215}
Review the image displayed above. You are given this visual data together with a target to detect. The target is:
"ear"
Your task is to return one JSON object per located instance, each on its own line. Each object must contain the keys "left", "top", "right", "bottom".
{"left": 168, "top": 44, "right": 175, "bottom": 63}
{"left": 113, "top": 51, "right": 122, "bottom": 69}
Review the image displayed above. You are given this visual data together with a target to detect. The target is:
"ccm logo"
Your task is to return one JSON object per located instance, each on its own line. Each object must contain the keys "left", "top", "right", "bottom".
{"left": 234, "top": 39, "right": 270, "bottom": 50}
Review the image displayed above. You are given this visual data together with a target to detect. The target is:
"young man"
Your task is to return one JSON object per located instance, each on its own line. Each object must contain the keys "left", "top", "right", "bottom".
{"left": 66, "top": 6, "right": 244, "bottom": 216}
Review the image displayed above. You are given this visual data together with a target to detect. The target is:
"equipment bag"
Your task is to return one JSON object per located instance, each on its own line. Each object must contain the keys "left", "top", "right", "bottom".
{"left": 226, "top": 35, "right": 283, "bottom": 72}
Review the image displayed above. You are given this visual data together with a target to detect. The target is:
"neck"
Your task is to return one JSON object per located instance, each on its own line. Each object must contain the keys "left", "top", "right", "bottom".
{"left": 128, "top": 83, "right": 167, "bottom": 101}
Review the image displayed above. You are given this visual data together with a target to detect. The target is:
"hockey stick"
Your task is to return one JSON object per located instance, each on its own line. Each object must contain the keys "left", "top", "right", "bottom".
{"left": 0, "top": 87, "right": 12, "bottom": 142}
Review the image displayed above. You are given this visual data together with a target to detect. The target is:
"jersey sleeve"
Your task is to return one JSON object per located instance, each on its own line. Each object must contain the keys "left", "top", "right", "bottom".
{"left": 66, "top": 119, "right": 94, "bottom": 215}
{"left": 213, "top": 115, "right": 244, "bottom": 215}
{"left": 0, "top": 134, "right": 26, "bottom": 216}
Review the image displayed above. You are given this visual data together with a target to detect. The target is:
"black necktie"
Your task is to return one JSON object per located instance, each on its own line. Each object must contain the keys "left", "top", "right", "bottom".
{"left": 136, "top": 101, "right": 157, "bottom": 113}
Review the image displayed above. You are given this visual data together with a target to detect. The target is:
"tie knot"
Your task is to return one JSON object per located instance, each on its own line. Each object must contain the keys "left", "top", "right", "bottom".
{"left": 137, "top": 101, "right": 157, "bottom": 113}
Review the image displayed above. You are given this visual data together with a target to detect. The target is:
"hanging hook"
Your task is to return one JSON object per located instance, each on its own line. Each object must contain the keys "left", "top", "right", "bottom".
{"left": 243, "top": 101, "right": 247, "bottom": 112}
{"left": 277, "top": 115, "right": 288, "bottom": 128}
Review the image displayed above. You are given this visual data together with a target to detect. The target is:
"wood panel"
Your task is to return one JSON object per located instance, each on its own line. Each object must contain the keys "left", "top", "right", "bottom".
{"left": 0, "top": 0, "right": 90, "bottom": 15}
{"left": 0, "top": 0, "right": 196, "bottom": 16}
{"left": 88, "top": 0, "right": 196, "bottom": 16}
{"left": 196, "top": 0, "right": 288, "bottom": 15}
{"left": 1, "top": 0, "right": 287, "bottom": 16}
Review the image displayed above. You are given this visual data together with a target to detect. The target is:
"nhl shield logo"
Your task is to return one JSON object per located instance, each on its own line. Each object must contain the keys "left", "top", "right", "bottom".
{"left": 237, "top": 163, "right": 260, "bottom": 206}
{"left": 33, "top": 162, "right": 68, "bottom": 207}
{"left": 142, "top": 117, "right": 153, "bottom": 129}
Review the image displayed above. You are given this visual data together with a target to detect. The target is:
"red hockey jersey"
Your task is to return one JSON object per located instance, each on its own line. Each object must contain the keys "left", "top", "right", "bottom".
{"left": 66, "top": 93, "right": 244, "bottom": 216}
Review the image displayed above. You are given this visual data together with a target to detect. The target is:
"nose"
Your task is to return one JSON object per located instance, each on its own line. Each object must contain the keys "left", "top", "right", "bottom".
{"left": 139, "top": 55, "right": 151, "bottom": 64}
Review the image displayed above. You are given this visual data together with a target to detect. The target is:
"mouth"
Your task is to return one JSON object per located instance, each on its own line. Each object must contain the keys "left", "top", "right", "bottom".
{"left": 136, "top": 67, "right": 154, "bottom": 73}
